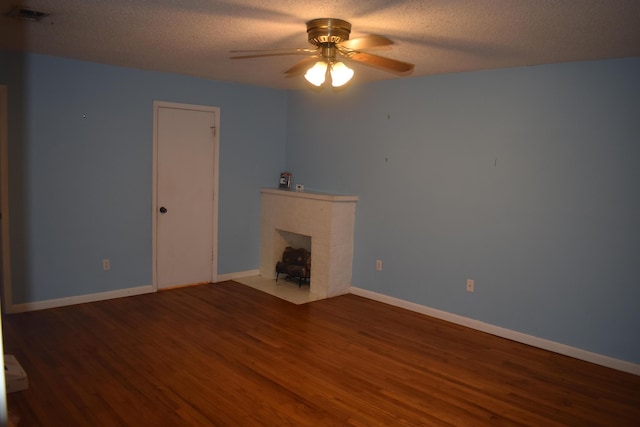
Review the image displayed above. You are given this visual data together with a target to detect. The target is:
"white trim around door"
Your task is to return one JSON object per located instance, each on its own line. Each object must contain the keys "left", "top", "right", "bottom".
{"left": 0, "top": 85, "right": 12, "bottom": 313}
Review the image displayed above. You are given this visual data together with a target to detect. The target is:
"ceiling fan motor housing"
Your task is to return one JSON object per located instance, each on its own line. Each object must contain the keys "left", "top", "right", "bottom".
{"left": 306, "top": 18, "right": 351, "bottom": 46}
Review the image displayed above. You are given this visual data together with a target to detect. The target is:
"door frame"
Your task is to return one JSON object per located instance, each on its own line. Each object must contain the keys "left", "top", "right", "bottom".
{"left": 152, "top": 100, "right": 220, "bottom": 291}
{"left": 0, "top": 86, "right": 11, "bottom": 312}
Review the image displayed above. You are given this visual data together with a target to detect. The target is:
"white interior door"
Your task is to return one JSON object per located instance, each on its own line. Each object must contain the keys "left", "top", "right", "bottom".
{"left": 154, "top": 102, "right": 219, "bottom": 289}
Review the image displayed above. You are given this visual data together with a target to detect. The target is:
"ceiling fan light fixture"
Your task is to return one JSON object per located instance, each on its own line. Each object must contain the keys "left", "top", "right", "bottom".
{"left": 330, "top": 61, "right": 354, "bottom": 87}
{"left": 232, "top": 17, "right": 414, "bottom": 88}
{"left": 304, "top": 61, "right": 328, "bottom": 86}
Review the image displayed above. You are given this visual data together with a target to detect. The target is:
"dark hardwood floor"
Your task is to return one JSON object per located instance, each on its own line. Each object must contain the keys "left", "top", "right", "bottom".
{"left": 3, "top": 281, "right": 639, "bottom": 426}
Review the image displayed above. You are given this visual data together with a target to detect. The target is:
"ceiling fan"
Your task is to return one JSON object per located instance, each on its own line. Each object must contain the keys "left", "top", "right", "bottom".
{"left": 230, "top": 18, "right": 415, "bottom": 88}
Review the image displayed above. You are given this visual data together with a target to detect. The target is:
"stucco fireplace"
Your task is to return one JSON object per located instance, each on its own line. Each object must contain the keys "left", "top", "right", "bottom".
{"left": 260, "top": 188, "right": 358, "bottom": 299}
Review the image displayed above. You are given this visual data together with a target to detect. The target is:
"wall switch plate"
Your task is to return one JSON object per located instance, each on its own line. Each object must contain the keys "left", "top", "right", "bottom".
{"left": 376, "top": 260, "right": 383, "bottom": 271}
{"left": 466, "top": 278, "right": 474, "bottom": 292}
{"left": 103, "top": 258, "right": 110, "bottom": 271}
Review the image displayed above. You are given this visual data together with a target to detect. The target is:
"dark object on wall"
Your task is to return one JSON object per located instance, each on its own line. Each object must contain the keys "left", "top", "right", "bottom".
{"left": 275, "top": 246, "right": 311, "bottom": 287}
{"left": 279, "top": 172, "right": 292, "bottom": 189}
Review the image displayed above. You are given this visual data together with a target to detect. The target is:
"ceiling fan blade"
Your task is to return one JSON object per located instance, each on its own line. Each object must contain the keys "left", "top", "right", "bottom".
{"left": 230, "top": 48, "right": 317, "bottom": 59}
{"left": 339, "top": 34, "right": 393, "bottom": 50}
{"left": 284, "top": 56, "right": 320, "bottom": 77}
{"left": 347, "top": 51, "right": 414, "bottom": 74}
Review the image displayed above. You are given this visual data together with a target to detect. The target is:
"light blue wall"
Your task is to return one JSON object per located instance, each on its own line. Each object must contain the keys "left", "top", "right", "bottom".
{"left": 285, "top": 57, "right": 640, "bottom": 364}
{"left": 2, "top": 50, "right": 639, "bottom": 365}
{"left": 0, "top": 51, "right": 286, "bottom": 303}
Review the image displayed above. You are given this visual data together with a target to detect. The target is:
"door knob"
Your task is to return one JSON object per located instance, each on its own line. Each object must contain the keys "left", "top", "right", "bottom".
{"left": 159, "top": 207, "right": 167, "bottom": 213}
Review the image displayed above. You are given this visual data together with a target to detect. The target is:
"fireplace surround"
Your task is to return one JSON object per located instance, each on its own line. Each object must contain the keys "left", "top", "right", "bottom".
{"left": 260, "top": 188, "right": 358, "bottom": 299}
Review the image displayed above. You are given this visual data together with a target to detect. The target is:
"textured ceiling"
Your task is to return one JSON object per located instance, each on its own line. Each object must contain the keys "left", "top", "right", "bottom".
{"left": 1, "top": 0, "right": 639, "bottom": 90}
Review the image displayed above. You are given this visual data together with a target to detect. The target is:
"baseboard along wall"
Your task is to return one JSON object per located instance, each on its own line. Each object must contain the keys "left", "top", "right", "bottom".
{"left": 349, "top": 286, "right": 640, "bottom": 377}
{"left": 5, "top": 273, "right": 638, "bottom": 376}
{"left": 6, "top": 285, "right": 154, "bottom": 314}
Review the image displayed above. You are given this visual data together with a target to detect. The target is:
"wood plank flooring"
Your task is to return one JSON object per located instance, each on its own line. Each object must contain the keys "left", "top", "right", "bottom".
{"left": 3, "top": 281, "right": 639, "bottom": 426}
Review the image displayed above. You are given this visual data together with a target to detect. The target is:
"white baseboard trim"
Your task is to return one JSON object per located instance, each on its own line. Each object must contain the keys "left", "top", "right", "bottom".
{"left": 350, "top": 286, "right": 640, "bottom": 376}
{"left": 5, "top": 269, "right": 262, "bottom": 313}
{"left": 216, "top": 269, "right": 260, "bottom": 282}
{"left": 7, "top": 285, "right": 155, "bottom": 314}
{"left": 8, "top": 278, "right": 637, "bottom": 375}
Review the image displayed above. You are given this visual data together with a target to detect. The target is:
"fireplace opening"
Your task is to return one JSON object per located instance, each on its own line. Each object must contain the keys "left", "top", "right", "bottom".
{"left": 275, "top": 230, "right": 311, "bottom": 286}
{"left": 275, "top": 246, "right": 311, "bottom": 286}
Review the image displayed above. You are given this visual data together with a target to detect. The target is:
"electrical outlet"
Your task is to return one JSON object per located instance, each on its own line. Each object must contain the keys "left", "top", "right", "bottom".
{"left": 466, "top": 278, "right": 474, "bottom": 292}
{"left": 102, "top": 258, "right": 110, "bottom": 271}
{"left": 376, "top": 260, "right": 383, "bottom": 271}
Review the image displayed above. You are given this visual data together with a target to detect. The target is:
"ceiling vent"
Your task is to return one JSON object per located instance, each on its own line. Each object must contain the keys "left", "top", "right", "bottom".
{"left": 6, "top": 6, "right": 50, "bottom": 22}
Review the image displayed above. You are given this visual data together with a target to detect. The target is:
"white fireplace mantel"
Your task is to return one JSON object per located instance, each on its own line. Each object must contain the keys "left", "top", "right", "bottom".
{"left": 259, "top": 188, "right": 358, "bottom": 299}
